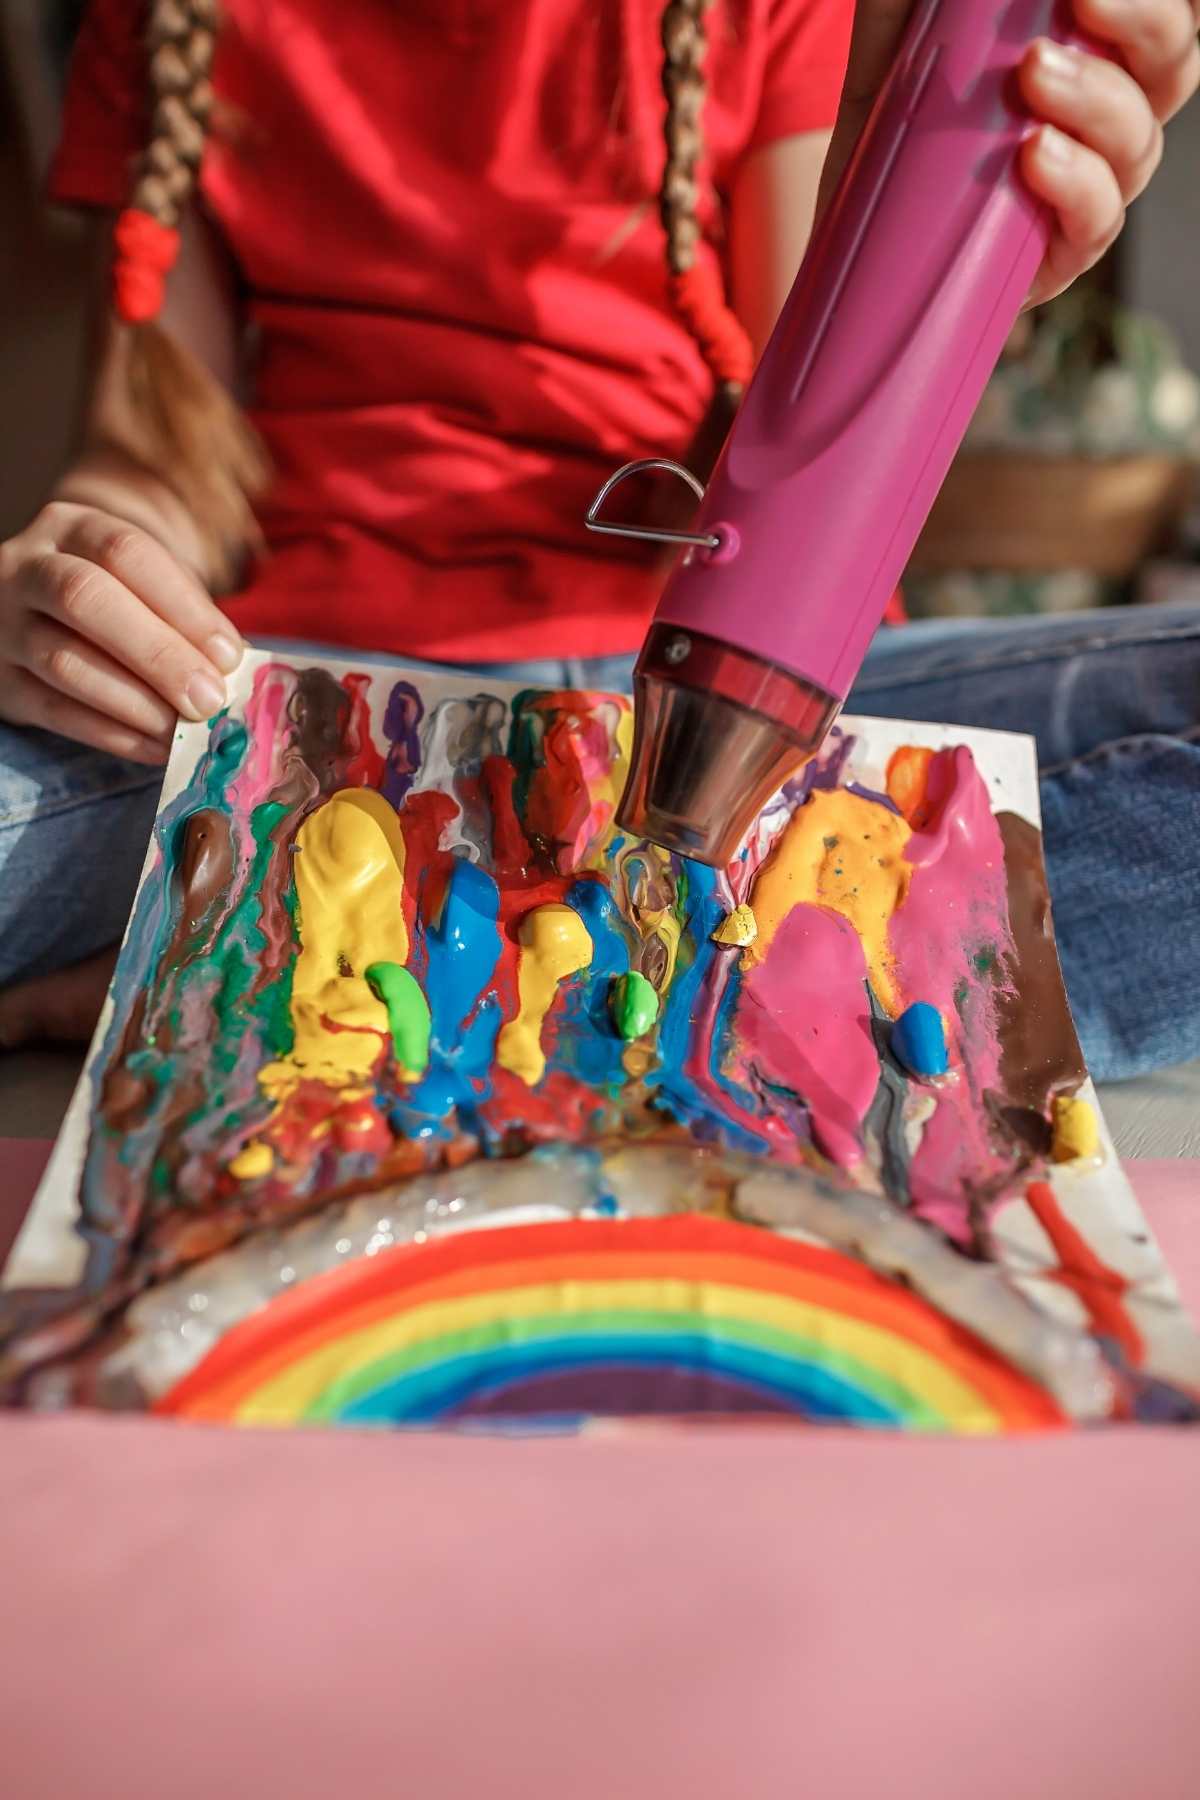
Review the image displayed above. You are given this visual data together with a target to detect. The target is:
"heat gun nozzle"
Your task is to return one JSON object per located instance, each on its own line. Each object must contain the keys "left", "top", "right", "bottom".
{"left": 616, "top": 624, "right": 840, "bottom": 867}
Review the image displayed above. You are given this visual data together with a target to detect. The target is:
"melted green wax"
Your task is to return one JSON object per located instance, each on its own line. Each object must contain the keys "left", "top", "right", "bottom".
{"left": 366, "top": 961, "right": 432, "bottom": 1078}
{"left": 165, "top": 799, "right": 299, "bottom": 1148}
{"left": 612, "top": 970, "right": 660, "bottom": 1041}
{"left": 204, "top": 800, "right": 297, "bottom": 1077}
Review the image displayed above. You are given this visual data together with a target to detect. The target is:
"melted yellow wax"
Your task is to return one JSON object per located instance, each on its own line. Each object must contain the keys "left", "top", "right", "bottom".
{"left": 743, "top": 789, "right": 912, "bottom": 1015}
{"left": 497, "top": 902, "right": 593, "bottom": 1087}
{"left": 259, "top": 789, "right": 409, "bottom": 1094}
{"left": 712, "top": 903, "right": 758, "bottom": 948}
{"left": 228, "top": 1140, "right": 274, "bottom": 1181}
{"left": 1051, "top": 1094, "right": 1100, "bottom": 1164}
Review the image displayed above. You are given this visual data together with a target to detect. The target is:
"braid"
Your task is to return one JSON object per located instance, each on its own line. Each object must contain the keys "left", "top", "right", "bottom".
{"left": 107, "top": 0, "right": 267, "bottom": 588}
{"left": 658, "top": 1, "right": 752, "bottom": 480}
{"left": 134, "top": 0, "right": 216, "bottom": 228}
{"left": 660, "top": 0, "right": 708, "bottom": 280}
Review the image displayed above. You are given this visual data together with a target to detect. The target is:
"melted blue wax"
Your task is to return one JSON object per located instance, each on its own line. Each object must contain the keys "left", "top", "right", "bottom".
{"left": 547, "top": 878, "right": 632, "bottom": 1091}
{"left": 392, "top": 857, "right": 503, "bottom": 1138}
{"left": 644, "top": 860, "right": 769, "bottom": 1154}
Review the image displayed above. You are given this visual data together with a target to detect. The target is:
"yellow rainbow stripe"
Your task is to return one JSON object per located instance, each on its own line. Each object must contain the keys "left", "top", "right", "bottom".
{"left": 157, "top": 1217, "right": 1063, "bottom": 1434}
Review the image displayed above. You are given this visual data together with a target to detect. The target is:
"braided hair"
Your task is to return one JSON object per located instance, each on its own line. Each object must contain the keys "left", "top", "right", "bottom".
{"left": 109, "top": 0, "right": 265, "bottom": 585}
{"left": 659, "top": 0, "right": 753, "bottom": 475}
{"left": 110, "top": 0, "right": 749, "bottom": 570}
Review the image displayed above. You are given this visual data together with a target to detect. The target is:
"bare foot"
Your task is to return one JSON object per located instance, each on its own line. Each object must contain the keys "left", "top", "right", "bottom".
{"left": 0, "top": 949, "right": 119, "bottom": 1050}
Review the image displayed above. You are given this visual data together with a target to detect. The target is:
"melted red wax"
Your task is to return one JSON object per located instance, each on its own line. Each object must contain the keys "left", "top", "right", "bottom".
{"left": 1025, "top": 1181, "right": 1143, "bottom": 1366}
{"left": 483, "top": 754, "right": 534, "bottom": 883}
{"left": 523, "top": 699, "right": 619, "bottom": 874}
{"left": 396, "top": 788, "right": 458, "bottom": 957}
{"left": 339, "top": 674, "right": 385, "bottom": 789}
{"left": 480, "top": 1065, "right": 606, "bottom": 1141}
{"left": 270, "top": 1079, "right": 393, "bottom": 1167}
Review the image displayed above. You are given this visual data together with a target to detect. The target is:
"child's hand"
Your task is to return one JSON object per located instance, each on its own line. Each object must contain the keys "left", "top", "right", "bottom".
{"left": 0, "top": 502, "right": 243, "bottom": 765}
{"left": 1019, "top": 0, "right": 1199, "bottom": 303}
{"left": 824, "top": 0, "right": 1199, "bottom": 306}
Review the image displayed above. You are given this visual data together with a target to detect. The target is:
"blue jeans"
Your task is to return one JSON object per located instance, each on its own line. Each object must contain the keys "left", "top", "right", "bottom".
{"left": 1, "top": 608, "right": 1197, "bottom": 1081}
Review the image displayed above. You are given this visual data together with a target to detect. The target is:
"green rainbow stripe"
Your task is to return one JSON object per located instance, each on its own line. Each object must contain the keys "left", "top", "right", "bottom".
{"left": 157, "top": 1216, "right": 1063, "bottom": 1435}
{"left": 301, "top": 1308, "right": 946, "bottom": 1428}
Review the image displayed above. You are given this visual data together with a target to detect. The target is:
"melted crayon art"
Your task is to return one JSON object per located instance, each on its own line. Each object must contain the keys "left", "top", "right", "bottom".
{"left": 154, "top": 1219, "right": 1063, "bottom": 1433}
{"left": 3, "top": 655, "right": 1199, "bottom": 1430}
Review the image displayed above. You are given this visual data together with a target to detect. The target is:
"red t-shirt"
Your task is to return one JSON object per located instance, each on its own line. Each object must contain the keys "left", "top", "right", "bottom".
{"left": 52, "top": 0, "right": 851, "bottom": 662}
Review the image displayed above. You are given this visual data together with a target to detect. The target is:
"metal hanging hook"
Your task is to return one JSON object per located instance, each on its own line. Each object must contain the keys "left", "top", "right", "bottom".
{"left": 584, "top": 457, "right": 720, "bottom": 551}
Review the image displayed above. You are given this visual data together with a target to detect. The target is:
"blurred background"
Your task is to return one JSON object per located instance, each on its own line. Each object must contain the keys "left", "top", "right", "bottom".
{"left": 1, "top": 0, "right": 1198, "bottom": 616}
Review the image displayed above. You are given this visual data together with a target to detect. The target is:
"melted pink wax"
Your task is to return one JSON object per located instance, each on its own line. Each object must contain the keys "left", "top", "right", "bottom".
{"left": 230, "top": 665, "right": 293, "bottom": 814}
{"left": 737, "top": 904, "right": 878, "bottom": 1168}
{"left": 687, "top": 950, "right": 797, "bottom": 1160}
{"left": 889, "top": 748, "right": 1017, "bottom": 1240}
{"left": 232, "top": 670, "right": 318, "bottom": 984}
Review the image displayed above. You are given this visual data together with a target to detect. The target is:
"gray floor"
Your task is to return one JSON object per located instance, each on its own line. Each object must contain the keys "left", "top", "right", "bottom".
{"left": 1, "top": 1045, "right": 1197, "bottom": 1157}
{"left": 1098, "top": 1060, "right": 1200, "bottom": 1160}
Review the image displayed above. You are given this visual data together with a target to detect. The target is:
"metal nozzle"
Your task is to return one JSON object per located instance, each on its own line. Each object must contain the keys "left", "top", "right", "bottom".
{"left": 617, "top": 624, "right": 841, "bottom": 866}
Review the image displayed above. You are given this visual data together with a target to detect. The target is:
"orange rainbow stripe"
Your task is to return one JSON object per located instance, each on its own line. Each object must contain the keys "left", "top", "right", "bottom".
{"left": 157, "top": 1216, "right": 1063, "bottom": 1434}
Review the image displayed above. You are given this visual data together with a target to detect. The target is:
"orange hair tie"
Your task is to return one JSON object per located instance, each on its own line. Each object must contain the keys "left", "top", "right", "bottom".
{"left": 113, "top": 208, "right": 182, "bottom": 324}
{"left": 669, "top": 264, "right": 754, "bottom": 387}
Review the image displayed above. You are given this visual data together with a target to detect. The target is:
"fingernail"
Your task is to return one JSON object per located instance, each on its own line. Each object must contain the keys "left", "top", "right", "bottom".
{"left": 184, "top": 672, "right": 226, "bottom": 720}
{"left": 1035, "top": 41, "right": 1082, "bottom": 87}
{"left": 123, "top": 736, "right": 170, "bottom": 767}
{"left": 1037, "top": 124, "right": 1076, "bottom": 166}
{"left": 207, "top": 632, "right": 244, "bottom": 675}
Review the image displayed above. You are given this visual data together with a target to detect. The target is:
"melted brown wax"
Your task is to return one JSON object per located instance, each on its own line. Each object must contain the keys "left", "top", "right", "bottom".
{"left": 992, "top": 813, "right": 1086, "bottom": 1147}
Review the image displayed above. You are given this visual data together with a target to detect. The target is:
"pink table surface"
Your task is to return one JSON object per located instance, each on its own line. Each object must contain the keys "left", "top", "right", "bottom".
{"left": 2, "top": 1145, "right": 1198, "bottom": 1800}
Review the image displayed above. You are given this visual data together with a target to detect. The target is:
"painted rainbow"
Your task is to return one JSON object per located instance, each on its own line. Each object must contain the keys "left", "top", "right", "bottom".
{"left": 157, "top": 1217, "right": 1063, "bottom": 1433}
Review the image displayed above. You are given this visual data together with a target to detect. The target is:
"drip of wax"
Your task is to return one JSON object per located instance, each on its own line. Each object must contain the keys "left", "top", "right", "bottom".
{"left": 497, "top": 903, "right": 594, "bottom": 1086}
{"left": 260, "top": 788, "right": 409, "bottom": 1093}
{"left": 366, "top": 963, "right": 432, "bottom": 1081}
{"left": 744, "top": 789, "right": 911, "bottom": 1015}
{"left": 612, "top": 970, "right": 660, "bottom": 1041}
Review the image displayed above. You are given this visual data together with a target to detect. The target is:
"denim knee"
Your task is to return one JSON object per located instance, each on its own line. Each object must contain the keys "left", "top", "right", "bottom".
{"left": 0, "top": 725, "right": 162, "bottom": 986}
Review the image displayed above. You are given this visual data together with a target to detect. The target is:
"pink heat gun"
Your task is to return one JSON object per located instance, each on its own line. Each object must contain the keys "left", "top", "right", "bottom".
{"left": 593, "top": 0, "right": 1071, "bottom": 866}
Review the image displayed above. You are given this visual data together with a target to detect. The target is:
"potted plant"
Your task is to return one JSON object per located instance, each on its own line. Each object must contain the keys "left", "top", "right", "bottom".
{"left": 906, "top": 288, "right": 1199, "bottom": 617}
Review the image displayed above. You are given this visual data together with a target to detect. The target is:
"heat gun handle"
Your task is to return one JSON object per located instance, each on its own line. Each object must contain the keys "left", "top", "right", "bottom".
{"left": 657, "top": 0, "right": 1073, "bottom": 700}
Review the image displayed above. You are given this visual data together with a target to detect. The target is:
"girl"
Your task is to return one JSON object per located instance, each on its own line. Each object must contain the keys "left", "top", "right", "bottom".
{"left": 0, "top": 0, "right": 1197, "bottom": 1078}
